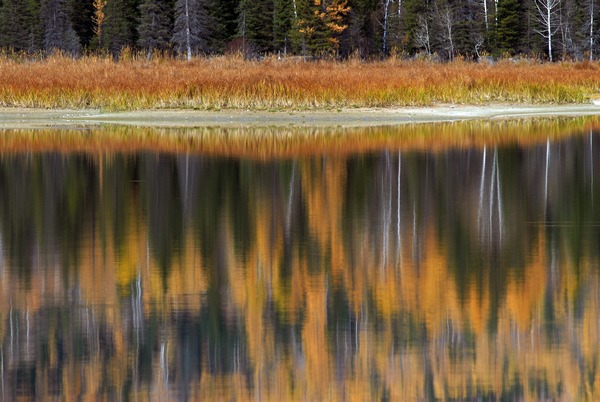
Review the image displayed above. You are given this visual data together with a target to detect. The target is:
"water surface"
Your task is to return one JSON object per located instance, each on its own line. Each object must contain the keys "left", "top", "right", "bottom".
{"left": 0, "top": 120, "right": 599, "bottom": 400}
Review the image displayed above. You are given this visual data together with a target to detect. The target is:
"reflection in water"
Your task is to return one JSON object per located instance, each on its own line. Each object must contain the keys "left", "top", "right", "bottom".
{"left": 0, "top": 127, "right": 598, "bottom": 400}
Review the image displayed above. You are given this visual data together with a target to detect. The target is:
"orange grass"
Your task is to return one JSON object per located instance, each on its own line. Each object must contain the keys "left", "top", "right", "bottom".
{"left": 0, "top": 117, "right": 596, "bottom": 159}
{"left": 1, "top": 55, "right": 600, "bottom": 110}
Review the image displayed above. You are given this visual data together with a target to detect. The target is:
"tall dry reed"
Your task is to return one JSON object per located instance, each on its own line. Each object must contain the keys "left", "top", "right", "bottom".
{"left": 1, "top": 55, "right": 600, "bottom": 110}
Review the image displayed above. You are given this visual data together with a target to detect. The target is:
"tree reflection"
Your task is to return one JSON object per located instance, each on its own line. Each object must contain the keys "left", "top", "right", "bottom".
{"left": 0, "top": 131, "right": 597, "bottom": 399}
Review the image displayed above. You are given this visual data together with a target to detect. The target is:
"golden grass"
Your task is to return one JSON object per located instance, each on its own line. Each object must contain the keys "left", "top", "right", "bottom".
{"left": 0, "top": 116, "right": 596, "bottom": 159}
{"left": 1, "top": 55, "right": 600, "bottom": 110}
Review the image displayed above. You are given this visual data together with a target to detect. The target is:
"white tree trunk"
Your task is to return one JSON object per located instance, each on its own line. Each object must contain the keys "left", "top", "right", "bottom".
{"left": 292, "top": 0, "right": 298, "bottom": 21}
{"left": 494, "top": 0, "right": 498, "bottom": 25}
{"left": 397, "top": 0, "right": 402, "bottom": 46}
{"left": 383, "top": 0, "right": 391, "bottom": 53}
{"left": 591, "top": 0, "right": 595, "bottom": 60}
{"left": 415, "top": 15, "right": 431, "bottom": 56}
{"left": 185, "top": 0, "right": 191, "bottom": 61}
{"left": 445, "top": 6, "right": 454, "bottom": 60}
{"left": 535, "top": 0, "right": 560, "bottom": 61}
{"left": 291, "top": 0, "right": 305, "bottom": 58}
{"left": 547, "top": 1, "right": 553, "bottom": 61}
{"left": 483, "top": 0, "right": 489, "bottom": 31}
{"left": 448, "top": 23, "right": 454, "bottom": 60}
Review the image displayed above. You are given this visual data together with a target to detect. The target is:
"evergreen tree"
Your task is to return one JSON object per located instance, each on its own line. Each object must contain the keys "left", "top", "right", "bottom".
{"left": 103, "top": 0, "right": 140, "bottom": 56}
{"left": 342, "top": 0, "right": 378, "bottom": 57}
{"left": 138, "top": 0, "right": 172, "bottom": 58}
{"left": 495, "top": 0, "right": 525, "bottom": 55}
{"left": 273, "top": 0, "right": 295, "bottom": 54}
{"left": 237, "top": 0, "right": 274, "bottom": 54}
{"left": 69, "top": 0, "right": 94, "bottom": 48}
{"left": 207, "top": 0, "right": 238, "bottom": 51}
{"left": 41, "top": 0, "right": 81, "bottom": 54}
{"left": 0, "top": 0, "right": 39, "bottom": 52}
{"left": 172, "top": 0, "right": 208, "bottom": 59}
{"left": 452, "top": 0, "right": 481, "bottom": 58}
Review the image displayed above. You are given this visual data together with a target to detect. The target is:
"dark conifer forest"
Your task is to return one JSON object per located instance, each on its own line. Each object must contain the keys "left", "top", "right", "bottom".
{"left": 0, "top": 0, "right": 597, "bottom": 60}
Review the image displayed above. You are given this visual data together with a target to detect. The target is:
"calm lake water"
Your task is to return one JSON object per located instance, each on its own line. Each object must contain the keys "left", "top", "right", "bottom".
{"left": 0, "top": 120, "right": 599, "bottom": 400}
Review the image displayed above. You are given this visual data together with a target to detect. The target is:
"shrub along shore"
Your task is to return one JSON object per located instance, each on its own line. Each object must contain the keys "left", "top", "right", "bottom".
{"left": 2, "top": 55, "right": 600, "bottom": 111}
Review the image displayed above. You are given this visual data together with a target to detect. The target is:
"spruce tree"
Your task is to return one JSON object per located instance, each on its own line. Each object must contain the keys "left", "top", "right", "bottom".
{"left": 452, "top": 0, "right": 480, "bottom": 58}
{"left": 69, "top": 0, "right": 94, "bottom": 48}
{"left": 343, "top": 0, "right": 379, "bottom": 57}
{"left": 273, "top": 0, "right": 294, "bottom": 54}
{"left": 138, "top": 0, "right": 172, "bottom": 58}
{"left": 237, "top": 0, "right": 274, "bottom": 54}
{"left": 495, "top": 0, "right": 525, "bottom": 55}
{"left": 207, "top": 0, "right": 238, "bottom": 51}
{"left": 0, "top": 0, "right": 39, "bottom": 52}
{"left": 103, "top": 0, "right": 140, "bottom": 57}
{"left": 41, "top": 0, "right": 81, "bottom": 55}
{"left": 172, "top": 0, "right": 208, "bottom": 59}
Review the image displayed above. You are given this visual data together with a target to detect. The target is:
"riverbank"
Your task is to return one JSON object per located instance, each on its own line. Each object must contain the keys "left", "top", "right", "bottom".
{"left": 1, "top": 105, "right": 600, "bottom": 129}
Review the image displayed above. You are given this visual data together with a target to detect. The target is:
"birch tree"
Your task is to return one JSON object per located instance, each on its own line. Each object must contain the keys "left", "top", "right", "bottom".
{"left": 586, "top": 0, "right": 597, "bottom": 59}
{"left": 482, "top": 0, "right": 489, "bottom": 31}
{"left": 436, "top": 1, "right": 455, "bottom": 60}
{"left": 559, "top": 1, "right": 573, "bottom": 59}
{"left": 414, "top": 14, "right": 431, "bottom": 56}
{"left": 397, "top": 0, "right": 403, "bottom": 44}
{"left": 534, "top": 0, "right": 561, "bottom": 61}
{"left": 173, "top": 0, "right": 207, "bottom": 60}
{"left": 383, "top": 0, "right": 392, "bottom": 54}
{"left": 383, "top": 0, "right": 403, "bottom": 54}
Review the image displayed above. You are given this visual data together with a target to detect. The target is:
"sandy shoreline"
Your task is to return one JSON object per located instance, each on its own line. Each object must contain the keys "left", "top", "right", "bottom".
{"left": 0, "top": 105, "right": 599, "bottom": 129}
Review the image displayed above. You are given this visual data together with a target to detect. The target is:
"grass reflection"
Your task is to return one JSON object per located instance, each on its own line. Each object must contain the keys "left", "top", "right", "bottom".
{"left": 0, "top": 116, "right": 599, "bottom": 158}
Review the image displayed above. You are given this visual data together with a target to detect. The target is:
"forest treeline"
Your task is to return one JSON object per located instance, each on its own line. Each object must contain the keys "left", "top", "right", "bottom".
{"left": 0, "top": 0, "right": 599, "bottom": 61}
